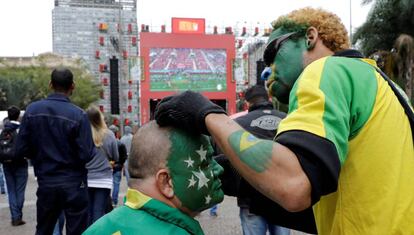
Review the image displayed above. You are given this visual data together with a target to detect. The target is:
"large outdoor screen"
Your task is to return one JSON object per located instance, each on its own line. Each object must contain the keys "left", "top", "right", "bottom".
{"left": 149, "top": 48, "right": 227, "bottom": 92}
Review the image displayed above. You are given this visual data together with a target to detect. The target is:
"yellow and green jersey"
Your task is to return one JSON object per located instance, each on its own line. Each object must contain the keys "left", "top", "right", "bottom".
{"left": 83, "top": 188, "right": 204, "bottom": 235}
{"left": 275, "top": 53, "right": 414, "bottom": 234}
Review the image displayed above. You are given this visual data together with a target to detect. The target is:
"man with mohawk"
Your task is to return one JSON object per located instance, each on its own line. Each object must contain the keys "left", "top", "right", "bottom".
{"left": 154, "top": 7, "right": 414, "bottom": 234}
{"left": 84, "top": 121, "right": 224, "bottom": 235}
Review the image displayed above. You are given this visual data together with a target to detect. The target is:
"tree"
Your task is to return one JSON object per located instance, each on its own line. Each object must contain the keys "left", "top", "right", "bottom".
{"left": 354, "top": 0, "right": 414, "bottom": 103}
{"left": 353, "top": 0, "right": 414, "bottom": 56}
{"left": 0, "top": 57, "right": 100, "bottom": 110}
{"left": 394, "top": 34, "right": 413, "bottom": 100}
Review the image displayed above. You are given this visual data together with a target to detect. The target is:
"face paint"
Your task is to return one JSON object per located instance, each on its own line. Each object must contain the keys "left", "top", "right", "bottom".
{"left": 228, "top": 130, "right": 273, "bottom": 173}
{"left": 167, "top": 130, "right": 224, "bottom": 212}
{"left": 264, "top": 28, "right": 307, "bottom": 104}
{"left": 269, "top": 36, "right": 307, "bottom": 103}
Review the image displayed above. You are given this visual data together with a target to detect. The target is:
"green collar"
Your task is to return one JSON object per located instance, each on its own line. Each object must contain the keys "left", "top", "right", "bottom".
{"left": 125, "top": 188, "right": 204, "bottom": 235}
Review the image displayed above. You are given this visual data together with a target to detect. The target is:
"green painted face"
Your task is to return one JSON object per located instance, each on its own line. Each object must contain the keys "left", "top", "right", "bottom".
{"left": 167, "top": 130, "right": 224, "bottom": 212}
{"left": 265, "top": 28, "right": 307, "bottom": 104}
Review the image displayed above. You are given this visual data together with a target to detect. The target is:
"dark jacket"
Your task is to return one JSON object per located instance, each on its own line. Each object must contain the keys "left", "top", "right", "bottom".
{"left": 15, "top": 93, "right": 95, "bottom": 187}
{"left": 218, "top": 101, "right": 317, "bottom": 233}
{"left": 233, "top": 102, "right": 285, "bottom": 206}
{"left": 235, "top": 101, "right": 286, "bottom": 139}
{"left": 113, "top": 140, "right": 127, "bottom": 172}
{"left": 2, "top": 121, "right": 27, "bottom": 167}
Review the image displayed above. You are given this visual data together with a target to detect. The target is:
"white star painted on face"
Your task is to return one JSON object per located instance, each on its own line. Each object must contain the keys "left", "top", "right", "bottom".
{"left": 196, "top": 145, "right": 207, "bottom": 162}
{"left": 205, "top": 194, "right": 211, "bottom": 204}
{"left": 184, "top": 156, "right": 194, "bottom": 168}
{"left": 188, "top": 175, "right": 196, "bottom": 188}
{"left": 192, "top": 168, "right": 210, "bottom": 190}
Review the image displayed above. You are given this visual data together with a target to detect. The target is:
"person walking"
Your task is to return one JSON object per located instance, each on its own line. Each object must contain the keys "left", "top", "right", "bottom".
{"left": 0, "top": 164, "right": 6, "bottom": 195}
{"left": 15, "top": 68, "right": 95, "bottom": 235}
{"left": 108, "top": 125, "right": 127, "bottom": 207}
{"left": 120, "top": 126, "right": 133, "bottom": 183}
{"left": 2, "top": 106, "right": 28, "bottom": 226}
{"left": 86, "top": 106, "right": 119, "bottom": 225}
{"left": 233, "top": 85, "right": 290, "bottom": 235}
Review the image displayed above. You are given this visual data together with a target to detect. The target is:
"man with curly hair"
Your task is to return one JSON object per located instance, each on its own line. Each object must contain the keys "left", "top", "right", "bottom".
{"left": 154, "top": 7, "right": 414, "bottom": 234}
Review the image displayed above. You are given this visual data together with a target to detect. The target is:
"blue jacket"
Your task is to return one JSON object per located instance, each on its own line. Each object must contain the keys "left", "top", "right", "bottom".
{"left": 15, "top": 93, "right": 95, "bottom": 186}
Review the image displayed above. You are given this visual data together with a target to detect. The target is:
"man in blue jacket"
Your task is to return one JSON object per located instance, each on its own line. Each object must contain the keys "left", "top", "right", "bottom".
{"left": 16, "top": 68, "right": 95, "bottom": 235}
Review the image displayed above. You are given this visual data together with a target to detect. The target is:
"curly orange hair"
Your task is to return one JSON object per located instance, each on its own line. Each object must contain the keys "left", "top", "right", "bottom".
{"left": 272, "top": 7, "right": 350, "bottom": 52}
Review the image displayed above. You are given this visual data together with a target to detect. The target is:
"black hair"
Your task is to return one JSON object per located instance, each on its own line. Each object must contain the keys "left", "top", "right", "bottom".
{"left": 7, "top": 106, "right": 20, "bottom": 121}
{"left": 245, "top": 85, "right": 269, "bottom": 104}
{"left": 51, "top": 68, "right": 74, "bottom": 92}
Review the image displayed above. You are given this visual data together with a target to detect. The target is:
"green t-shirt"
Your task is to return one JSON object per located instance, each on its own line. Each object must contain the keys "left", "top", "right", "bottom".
{"left": 83, "top": 188, "right": 204, "bottom": 235}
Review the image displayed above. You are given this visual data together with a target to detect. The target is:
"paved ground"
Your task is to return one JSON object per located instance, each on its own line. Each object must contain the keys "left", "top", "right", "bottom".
{"left": 0, "top": 167, "right": 308, "bottom": 235}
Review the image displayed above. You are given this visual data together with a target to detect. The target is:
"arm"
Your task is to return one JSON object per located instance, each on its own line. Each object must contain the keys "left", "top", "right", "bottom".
{"left": 15, "top": 113, "right": 33, "bottom": 159}
{"left": 109, "top": 135, "right": 119, "bottom": 162}
{"left": 206, "top": 113, "right": 311, "bottom": 212}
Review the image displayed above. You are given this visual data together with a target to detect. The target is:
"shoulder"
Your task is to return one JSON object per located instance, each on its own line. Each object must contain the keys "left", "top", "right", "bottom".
{"left": 85, "top": 206, "right": 193, "bottom": 235}
{"left": 104, "top": 130, "right": 117, "bottom": 141}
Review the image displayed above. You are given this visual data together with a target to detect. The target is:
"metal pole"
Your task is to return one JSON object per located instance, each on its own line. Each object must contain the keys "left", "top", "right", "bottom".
{"left": 350, "top": 0, "right": 353, "bottom": 43}
{"left": 118, "top": 1, "right": 124, "bottom": 136}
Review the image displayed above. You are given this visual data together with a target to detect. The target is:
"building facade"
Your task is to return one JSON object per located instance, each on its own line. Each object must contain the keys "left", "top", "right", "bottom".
{"left": 52, "top": 0, "right": 140, "bottom": 126}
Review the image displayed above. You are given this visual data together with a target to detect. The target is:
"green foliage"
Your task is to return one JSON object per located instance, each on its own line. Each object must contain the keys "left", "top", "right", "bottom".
{"left": 0, "top": 66, "right": 49, "bottom": 110}
{"left": 353, "top": 0, "right": 414, "bottom": 55}
{"left": 0, "top": 65, "right": 100, "bottom": 110}
{"left": 69, "top": 68, "right": 101, "bottom": 109}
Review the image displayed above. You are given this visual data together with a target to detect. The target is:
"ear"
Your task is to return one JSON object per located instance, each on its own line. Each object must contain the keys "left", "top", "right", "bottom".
{"left": 306, "top": 27, "right": 319, "bottom": 50}
{"left": 155, "top": 169, "right": 174, "bottom": 199}
{"left": 70, "top": 82, "right": 75, "bottom": 91}
{"left": 49, "top": 81, "right": 53, "bottom": 89}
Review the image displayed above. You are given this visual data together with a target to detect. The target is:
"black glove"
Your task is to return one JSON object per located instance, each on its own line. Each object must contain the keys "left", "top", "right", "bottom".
{"left": 155, "top": 90, "right": 226, "bottom": 135}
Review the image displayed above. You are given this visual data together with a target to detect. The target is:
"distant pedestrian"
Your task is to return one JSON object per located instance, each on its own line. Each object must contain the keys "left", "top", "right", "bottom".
{"left": 0, "top": 117, "right": 9, "bottom": 195}
{"left": 1, "top": 106, "right": 28, "bottom": 226}
{"left": 120, "top": 126, "right": 133, "bottom": 183}
{"left": 16, "top": 68, "right": 95, "bottom": 235}
{"left": 232, "top": 86, "right": 290, "bottom": 235}
{"left": 108, "top": 125, "right": 127, "bottom": 206}
{"left": 86, "top": 106, "right": 119, "bottom": 225}
{"left": 0, "top": 164, "right": 6, "bottom": 194}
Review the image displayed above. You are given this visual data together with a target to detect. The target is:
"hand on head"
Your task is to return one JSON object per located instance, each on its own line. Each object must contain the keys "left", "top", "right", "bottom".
{"left": 128, "top": 121, "right": 224, "bottom": 216}
{"left": 154, "top": 90, "right": 226, "bottom": 135}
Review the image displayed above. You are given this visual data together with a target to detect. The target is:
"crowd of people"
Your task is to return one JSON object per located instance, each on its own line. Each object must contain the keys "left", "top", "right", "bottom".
{"left": 0, "top": 6, "right": 413, "bottom": 235}
{"left": 0, "top": 68, "right": 134, "bottom": 234}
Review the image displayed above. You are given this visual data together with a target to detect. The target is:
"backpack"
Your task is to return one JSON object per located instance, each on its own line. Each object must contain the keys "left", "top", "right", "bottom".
{"left": 0, "top": 129, "right": 17, "bottom": 163}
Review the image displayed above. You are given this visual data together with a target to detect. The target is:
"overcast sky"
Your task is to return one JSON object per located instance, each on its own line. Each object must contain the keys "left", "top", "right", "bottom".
{"left": 0, "top": 0, "right": 372, "bottom": 57}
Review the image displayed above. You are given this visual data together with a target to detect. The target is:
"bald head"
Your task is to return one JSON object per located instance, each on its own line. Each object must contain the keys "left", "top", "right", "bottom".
{"left": 128, "top": 121, "right": 171, "bottom": 179}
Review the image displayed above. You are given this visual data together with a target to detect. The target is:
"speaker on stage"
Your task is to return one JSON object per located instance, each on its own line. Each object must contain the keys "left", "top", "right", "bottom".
{"left": 110, "top": 56, "right": 120, "bottom": 115}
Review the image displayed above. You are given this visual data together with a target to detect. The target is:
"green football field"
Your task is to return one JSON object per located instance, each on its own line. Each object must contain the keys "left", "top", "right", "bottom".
{"left": 150, "top": 73, "right": 227, "bottom": 92}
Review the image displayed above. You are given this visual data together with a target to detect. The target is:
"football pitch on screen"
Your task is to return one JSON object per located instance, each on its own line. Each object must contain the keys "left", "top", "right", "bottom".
{"left": 150, "top": 73, "right": 227, "bottom": 92}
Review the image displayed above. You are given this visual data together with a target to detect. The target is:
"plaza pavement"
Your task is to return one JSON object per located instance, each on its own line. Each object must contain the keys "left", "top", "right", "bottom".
{"left": 0, "top": 166, "right": 309, "bottom": 235}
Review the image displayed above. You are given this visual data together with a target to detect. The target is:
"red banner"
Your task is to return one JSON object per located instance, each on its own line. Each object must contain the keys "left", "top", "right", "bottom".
{"left": 172, "top": 18, "right": 205, "bottom": 34}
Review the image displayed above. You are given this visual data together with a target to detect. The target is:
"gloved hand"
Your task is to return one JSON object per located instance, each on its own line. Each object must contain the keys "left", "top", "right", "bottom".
{"left": 155, "top": 91, "right": 226, "bottom": 135}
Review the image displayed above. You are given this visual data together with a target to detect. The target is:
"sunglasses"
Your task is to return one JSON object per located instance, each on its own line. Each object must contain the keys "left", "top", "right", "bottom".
{"left": 263, "top": 32, "right": 299, "bottom": 66}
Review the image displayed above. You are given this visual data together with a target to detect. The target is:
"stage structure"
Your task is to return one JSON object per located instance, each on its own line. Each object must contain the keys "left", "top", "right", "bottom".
{"left": 139, "top": 18, "right": 236, "bottom": 123}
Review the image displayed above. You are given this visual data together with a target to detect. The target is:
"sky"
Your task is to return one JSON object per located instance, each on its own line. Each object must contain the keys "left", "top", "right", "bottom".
{"left": 0, "top": 0, "right": 373, "bottom": 57}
